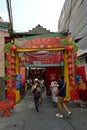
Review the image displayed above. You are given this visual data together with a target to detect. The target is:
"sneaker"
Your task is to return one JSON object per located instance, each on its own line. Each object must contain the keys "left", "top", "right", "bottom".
{"left": 35, "top": 111, "right": 39, "bottom": 114}
{"left": 35, "top": 111, "right": 38, "bottom": 114}
{"left": 56, "top": 113, "right": 63, "bottom": 118}
{"left": 68, "top": 111, "right": 72, "bottom": 116}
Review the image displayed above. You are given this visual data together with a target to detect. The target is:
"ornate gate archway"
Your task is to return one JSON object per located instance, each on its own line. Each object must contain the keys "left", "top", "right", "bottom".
{"left": 4, "top": 33, "right": 79, "bottom": 103}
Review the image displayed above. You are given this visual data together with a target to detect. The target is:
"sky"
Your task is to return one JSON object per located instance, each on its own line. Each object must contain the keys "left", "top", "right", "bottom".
{"left": 0, "top": 0, "right": 65, "bottom": 32}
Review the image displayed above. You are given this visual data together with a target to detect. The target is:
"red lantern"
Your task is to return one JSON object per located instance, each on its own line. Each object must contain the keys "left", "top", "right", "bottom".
{"left": 7, "top": 71, "right": 11, "bottom": 75}
{"left": 8, "top": 60, "right": 12, "bottom": 65}
{"left": 70, "top": 78, "right": 73, "bottom": 82}
{"left": 7, "top": 73, "right": 12, "bottom": 78}
{"left": 11, "top": 66, "right": 16, "bottom": 71}
{"left": 7, "top": 80, "right": 11, "bottom": 84}
{"left": 67, "top": 59, "right": 72, "bottom": 64}
{"left": 11, "top": 54, "right": 16, "bottom": 58}
{"left": 70, "top": 81, "right": 74, "bottom": 86}
{"left": 69, "top": 77, "right": 75, "bottom": 83}
{"left": 74, "top": 53, "right": 77, "bottom": 61}
{"left": 9, "top": 45, "right": 17, "bottom": 52}
{"left": 7, "top": 66, "right": 11, "bottom": 70}
{"left": 11, "top": 60, "right": 15, "bottom": 64}
{"left": 7, "top": 83, "right": 11, "bottom": 87}
{"left": 75, "top": 65, "right": 78, "bottom": 71}
{"left": 65, "top": 45, "right": 74, "bottom": 52}
{"left": 68, "top": 65, "right": 73, "bottom": 70}
{"left": 6, "top": 80, "right": 12, "bottom": 87}
{"left": 11, "top": 73, "right": 16, "bottom": 77}
{"left": 7, "top": 56, "right": 11, "bottom": 61}
{"left": 67, "top": 54, "right": 72, "bottom": 58}
{"left": 68, "top": 71, "right": 73, "bottom": 76}
{"left": 12, "top": 81, "right": 16, "bottom": 87}
{"left": 11, "top": 69, "right": 16, "bottom": 72}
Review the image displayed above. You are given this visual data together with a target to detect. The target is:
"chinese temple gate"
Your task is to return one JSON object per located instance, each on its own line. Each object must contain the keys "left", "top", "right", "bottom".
{"left": 4, "top": 33, "right": 79, "bottom": 103}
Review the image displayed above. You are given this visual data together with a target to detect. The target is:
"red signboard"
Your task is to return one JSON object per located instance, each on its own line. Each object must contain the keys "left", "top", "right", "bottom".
{"left": 19, "top": 51, "right": 64, "bottom": 65}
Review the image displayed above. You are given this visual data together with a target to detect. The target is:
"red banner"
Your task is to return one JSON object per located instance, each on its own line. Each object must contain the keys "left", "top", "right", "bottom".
{"left": 19, "top": 51, "right": 64, "bottom": 65}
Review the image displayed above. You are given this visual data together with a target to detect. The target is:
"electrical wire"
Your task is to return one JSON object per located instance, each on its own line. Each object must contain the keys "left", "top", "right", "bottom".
{"left": 6, "top": 0, "right": 14, "bottom": 41}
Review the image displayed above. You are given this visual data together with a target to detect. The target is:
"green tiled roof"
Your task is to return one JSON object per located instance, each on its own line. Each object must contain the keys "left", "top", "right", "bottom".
{"left": 19, "top": 33, "right": 66, "bottom": 41}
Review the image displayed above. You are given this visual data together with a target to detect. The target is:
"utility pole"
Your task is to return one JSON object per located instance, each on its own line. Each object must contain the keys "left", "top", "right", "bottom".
{"left": 6, "top": 0, "right": 14, "bottom": 43}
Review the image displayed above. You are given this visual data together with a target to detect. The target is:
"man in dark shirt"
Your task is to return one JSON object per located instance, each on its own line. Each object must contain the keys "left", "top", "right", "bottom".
{"left": 56, "top": 76, "right": 72, "bottom": 118}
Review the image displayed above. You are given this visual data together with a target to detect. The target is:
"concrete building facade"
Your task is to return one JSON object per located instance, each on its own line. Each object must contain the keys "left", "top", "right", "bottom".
{"left": 0, "top": 19, "right": 9, "bottom": 101}
{"left": 0, "top": 21, "right": 9, "bottom": 77}
{"left": 58, "top": 0, "right": 87, "bottom": 49}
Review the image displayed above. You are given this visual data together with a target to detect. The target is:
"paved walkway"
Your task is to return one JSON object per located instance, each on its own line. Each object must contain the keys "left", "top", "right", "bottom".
{"left": 0, "top": 90, "right": 87, "bottom": 130}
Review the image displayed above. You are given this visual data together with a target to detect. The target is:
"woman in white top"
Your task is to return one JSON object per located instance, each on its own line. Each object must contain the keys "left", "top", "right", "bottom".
{"left": 50, "top": 81, "right": 58, "bottom": 106}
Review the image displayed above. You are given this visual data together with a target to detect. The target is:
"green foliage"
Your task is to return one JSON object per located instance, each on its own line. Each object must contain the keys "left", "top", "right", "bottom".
{"left": 3, "top": 74, "right": 10, "bottom": 81}
{"left": 4, "top": 60, "right": 10, "bottom": 67}
{"left": 60, "top": 40, "right": 68, "bottom": 46}
{"left": 75, "top": 59, "right": 80, "bottom": 65}
{"left": 60, "top": 39, "right": 79, "bottom": 55}
{"left": 71, "top": 41, "right": 79, "bottom": 53}
{"left": 60, "top": 39, "right": 79, "bottom": 54}
{"left": 15, "top": 52, "right": 19, "bottom": 57}
{"left": 12, "top": 77, "right": 16, "bottom": 81}
{"left": 4, "top": 43, "right": 12, "bottom": 54}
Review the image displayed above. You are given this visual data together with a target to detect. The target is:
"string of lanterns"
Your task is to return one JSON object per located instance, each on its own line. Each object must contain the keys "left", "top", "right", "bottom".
{"left": 4, "top": 44, "right": 17, "bottom": 88}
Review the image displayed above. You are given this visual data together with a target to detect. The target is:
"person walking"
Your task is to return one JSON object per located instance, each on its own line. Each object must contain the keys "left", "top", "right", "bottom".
{"left": 56, "top": 76, "right": 72, "bottom": 118}
{"left": 50, "top": 80, "right": 58, "bottom": 106}
{"left": 31, "top": 78, "right": 41, "bottom": 113}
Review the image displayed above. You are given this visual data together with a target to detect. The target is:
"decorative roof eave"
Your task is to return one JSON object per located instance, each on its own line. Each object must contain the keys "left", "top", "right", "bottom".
{"left": 14, "top": 33, "right": 79, "bottom": 53}
{"left": 18, "top": 33, "right": 66, "bottom": 41}
{"left": 4, "top": 33, "right": 79, "bottom": 54}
